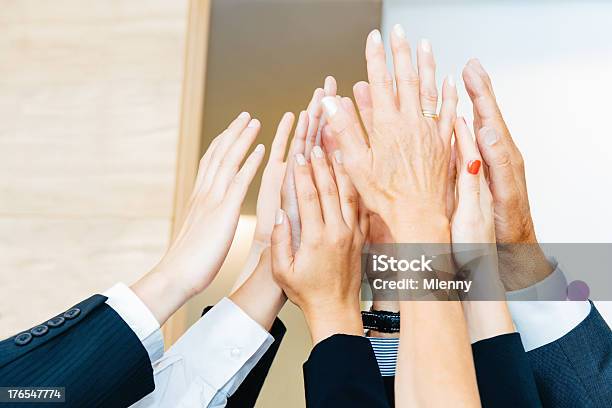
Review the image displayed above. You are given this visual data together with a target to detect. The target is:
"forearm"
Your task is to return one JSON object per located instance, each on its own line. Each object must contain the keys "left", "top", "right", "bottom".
{"left": 463, "top": 301, "right": 515, "bottom": 343}
{"left": 130, "top": 264, "right": 192, "bottom": 326}
{"left": 229, "top": 262, "right": 287, "bottom": 331}
{"left": 396, "top": 301, "right": 480, "bottom": 408}
{"left": 304, "top": 302, "right": 364, "bottom": 345}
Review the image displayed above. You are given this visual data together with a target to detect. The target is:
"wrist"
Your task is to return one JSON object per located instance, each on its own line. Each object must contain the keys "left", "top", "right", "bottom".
{"left": 303, "top": 301, "right": 363, "bottom": 345}
{"left": 498, "top": 243, "right": 553, "bottom": 290}
{"left": 131, "top": 265, "right": 191, "bottom": 325}
{"left": 381, "top": 201, "right": 450, "bottom": 243}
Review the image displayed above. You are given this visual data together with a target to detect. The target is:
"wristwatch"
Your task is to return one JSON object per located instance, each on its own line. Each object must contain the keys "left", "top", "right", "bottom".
{"left": 361, "top": 309, "right": 400, "bottom": 333}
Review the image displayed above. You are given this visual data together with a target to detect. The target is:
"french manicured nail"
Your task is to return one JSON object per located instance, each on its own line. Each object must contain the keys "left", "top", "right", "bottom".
{"left": 248, "top": 118, "right": 260, "bottom": 128}
{"left": 295, "top": 153, "right": 306, "bottom": 166}
{"left": 481, "top": 127, "right": 499, "bottom": 146}
{"left": 447, "top": 74, "right": 455, "bottom": 87}
{"left": 275, "top": 209, "right": 285, "bottom": 225}
{"left": 370, "top": 29, "right": 382, "bottom": 45}
{"left": 334, "top": 150, "right": 343, "bottom": 164}
{"left": 420, "top": 39, "right": 432, "bottom": 53}
{"left": 321, "top": 96, "right": 338, "bottom": 117}
{"left": 467, "top": 159, "right": 481, "bottom": 175}
{"left": 393, "top": 24, "right": 406, "bottom": 39}
{"left": 312, "top": 145, "right": 324, "bottom": 159}
{"left": 254, "top": 144, "right": 265, "bottom": 154}
{"left": 239, "top": 111, "right": 250, "bottom": 119}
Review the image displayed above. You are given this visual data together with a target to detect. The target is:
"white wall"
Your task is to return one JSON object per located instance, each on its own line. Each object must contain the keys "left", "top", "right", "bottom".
{"left": 383, "top": 0, "right": 612, "bottom": 243}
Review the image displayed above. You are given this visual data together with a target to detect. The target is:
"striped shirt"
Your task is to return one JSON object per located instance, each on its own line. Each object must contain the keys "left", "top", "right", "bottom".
{"left": 368, "top": 337, "right": 399, "bottom": 376}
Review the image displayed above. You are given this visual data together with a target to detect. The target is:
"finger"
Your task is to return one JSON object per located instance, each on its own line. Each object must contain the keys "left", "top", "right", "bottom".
{"left": 467, "top": 58, "right": 495, "bottom": 95}
{"left": 225, "top": 144, "right": 266, "bottom": 203}
{"left": 358, "top": 199, "right": 370, "bottom": 239}
{"left": 282, "top": 111, "right": 309, "bottom": 252}
{"left": 475, "top": 126, "right": 519, "bottom": 205}
{"left": 201, "top": 112, "right": 251, "bottom": 193}
{"left": 317, "top": 77, "right": 338, "bottom": 147}
{"left": 455, "top": 117, "right": 482, "bottom": 210}
{"left": 330, "top": 150, "right": 359, "bottom": 227}
{"left": 305, "top": 88, "right": 325, "bottom": 158}
{"left": 353, "top": 81, "right": 373, "bottom": 134}
{"left": 271, "top": 209, "right": 294, "bottom": 281}
{"left": 462, "top": 62, "right": 507, "bottom": 136}
{"left": 324, "top": 76, "right": 338, "bottom": 97}
{"left": 446, "top": 141, "right": 457, "bottom": 219}
{"left": 211, "top": 118, "right": 261, "bottom": 196}
{"left": 293, "top": 154, "right": 324, "bottom": 238}
{"left": 438, "top": 75, "right": 458, "bottom": 145}
{"left": 341, "top": 96, "right": 370, "bottom": 146}
{"left": 416, "top": 38, "right": 438, "bottom": 114}
{"left": 321, "top": 124, "right": 339, "bottom": 154}
{"left": 271, "top": 112, "right": 294, "bottom": 162}
{"left": 389, "top": 24, "right": 420, "bottom": 115}
{"left": 310, "top": 146, "right": 343, "bottom": 225}
{"left": 321, "top": 96, "right": 370, "bottom": 171}
{"left": 192, "top": 136, "right": 220, "bottom": 197}
{"left": 365, "top": 29, "right": 397, "bottom": 111}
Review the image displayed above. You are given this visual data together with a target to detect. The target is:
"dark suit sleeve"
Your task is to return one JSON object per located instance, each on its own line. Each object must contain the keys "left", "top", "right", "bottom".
{"left": 0, "top": 295, "right": 154, "bottom": 408}
{"left": 527, "top": 302, "right": 612, "bottom": 408}
{"left": 200, "top": 306, "right": 287, "bottom": 408}
{"left": 472, "top": 332, "right": 542, "bottom": 408}
{"left": 303, "top": 334, "right": 390, "bottom": 408}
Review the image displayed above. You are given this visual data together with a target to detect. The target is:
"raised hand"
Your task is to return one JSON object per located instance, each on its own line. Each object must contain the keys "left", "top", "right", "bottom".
{"left": 462, "top": 59, "right": 552, "bottom": 290}
{"left": 232, "top": 112, "right": 294, "bottom": 290}
{"left": 451, "top": 117, "right": 514, "bottom": 343}
{"left": 322, "top": 27, "right": 457, "bottom": 243}
{"left": 132, "top": 112, "right": 265, "bottom": 325}
{"left": 283, "top": 78, "right": 337, "bottom": 252}
{"left": 271, "top": 147, "right": 368, "bottom": 345}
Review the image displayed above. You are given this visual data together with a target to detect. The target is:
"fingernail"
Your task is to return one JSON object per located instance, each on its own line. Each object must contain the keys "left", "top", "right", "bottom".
{"left": 321, "top": 96, "right": 338, "bottom": 117}
{"left": 393, "top": 24, "right": 406, "bottom": 39}
{"left": 447, "top": 74, "right": 455, "bottom": 87}
{"left": 312, "top": 145, "right": 324, "bottom": 159}
{"left": 467, "top": 159, "right": 481, "bottom": 175}
{"left": 255, "top": 144, "right": 265, "bottom": 154}
{"left": 370, "top": 29, "right": 382, "bottom": 45}
{"left": 239, "top": 111, "right": 250, "bottom": 120}
{"left": 248, "top": 118, "right": 260, "bottom": 128}
{"left": 275, "top": 209, "right": 285, "bottom": 225}
{"left": 334, "top": 150, "right": 343, "bottom": 164}
{"left": 481, "top": 127, "right": 499, "bottom": 146}
{"left": 295, "top": 153, "right": 306, "bottom": 166}
{"left": 420, "top": 38, "right": 432, "bottom": 53}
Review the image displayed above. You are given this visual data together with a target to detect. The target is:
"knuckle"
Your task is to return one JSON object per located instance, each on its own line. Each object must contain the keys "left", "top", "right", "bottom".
{"left": 299, "top": 189, "right": 319, "bottom": 203}
{"left": 320, "top": 184, "right": 338, "bottom": 197}
{"left": 493, "top": 150, "right": 512, "bottom": 168}
{"left": 420, "top": 88, "right": 438, "bottom": 103}
{"left": 370, "top": 75, "right": 395, "bottom": 89}
{"left": 397, "top": 72, "right": 420, "bottom": 88}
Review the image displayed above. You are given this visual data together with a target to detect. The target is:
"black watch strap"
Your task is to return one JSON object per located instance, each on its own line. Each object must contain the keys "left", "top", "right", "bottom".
{"left": 361, "top": 310, "right": 400, "bottom": 333}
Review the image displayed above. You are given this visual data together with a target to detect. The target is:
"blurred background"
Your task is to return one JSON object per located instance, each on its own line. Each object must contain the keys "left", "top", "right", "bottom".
{"left": 1, "top": 0, "right": 611, "bottom": 407}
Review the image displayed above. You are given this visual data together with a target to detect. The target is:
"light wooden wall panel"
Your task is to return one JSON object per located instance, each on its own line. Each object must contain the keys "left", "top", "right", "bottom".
{"left": 0, "top": 0, "right": 188, "bottom": 338}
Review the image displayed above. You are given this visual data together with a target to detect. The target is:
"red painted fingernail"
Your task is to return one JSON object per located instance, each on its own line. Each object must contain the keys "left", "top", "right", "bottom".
{"left": 467, "top": 159, "right": 481, "bottom": 175}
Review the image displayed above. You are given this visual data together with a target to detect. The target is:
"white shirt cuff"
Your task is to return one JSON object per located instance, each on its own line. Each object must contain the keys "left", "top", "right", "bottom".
{"left": 506, "top": 260, "right": 591, "bottom": 352}
{"left": 104, "top": 283, "right": 164, "bottom": 362}
{"left": 168, "top": 297, "right": 274, "bottom": 404}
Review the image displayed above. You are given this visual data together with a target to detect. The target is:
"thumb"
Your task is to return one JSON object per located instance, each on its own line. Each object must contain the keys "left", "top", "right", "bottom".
{"left": 271, "top": 209, "right": 294, "bottom": 280}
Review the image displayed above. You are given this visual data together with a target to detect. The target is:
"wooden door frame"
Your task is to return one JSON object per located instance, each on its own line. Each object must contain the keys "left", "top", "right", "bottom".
{"left": 162, "top": 0, "right": 211, "bottom": 346}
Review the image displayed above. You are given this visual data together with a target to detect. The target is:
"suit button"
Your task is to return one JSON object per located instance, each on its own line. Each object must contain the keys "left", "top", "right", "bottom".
{"left": 63, "top": 308, "right": 81, "bottom": 320}
{"left": 47, "top": 316, "right": 65, "bottom": 328}
{"left": 14, "top": 332, "right": 32, "bottom": 346}
{"left": 31, "top": 325, "right": 49, "bottom": 337}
